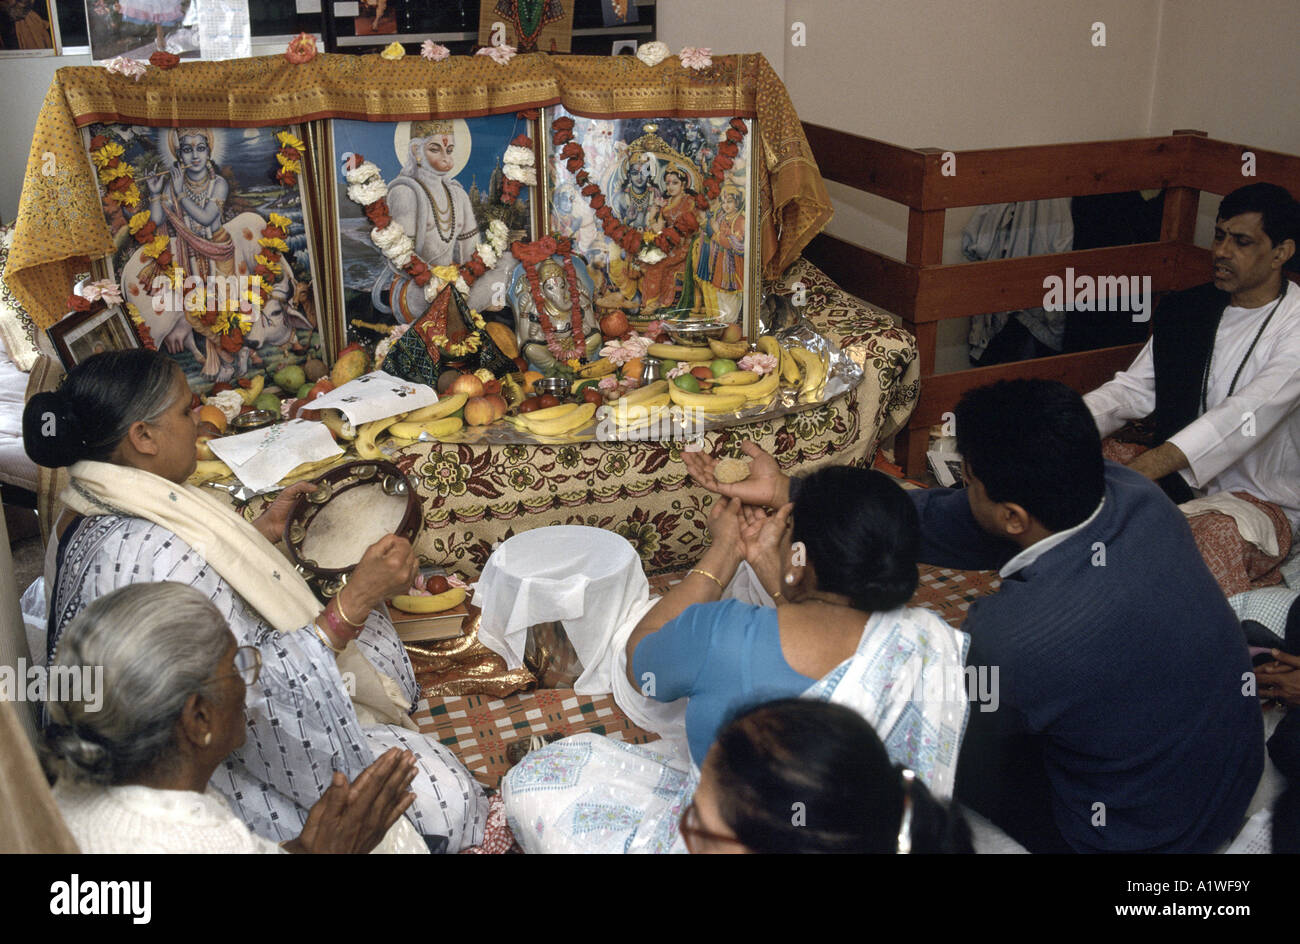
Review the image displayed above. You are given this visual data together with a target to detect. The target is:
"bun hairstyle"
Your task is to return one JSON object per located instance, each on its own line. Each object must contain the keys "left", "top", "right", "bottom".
{"left": 790, "top": 466, "right": 920, "bottom": 612}
{"left": 23, "top": 350, "right": 181, "bottom": 468}
{"left": 708, "top": 699, "right": 972, "bottom": 854}
{"left": 44, "top": 582, "right": 232, "bottom": 786}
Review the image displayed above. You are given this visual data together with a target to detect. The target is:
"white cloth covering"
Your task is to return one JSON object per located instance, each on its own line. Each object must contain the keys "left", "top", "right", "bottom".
{"left": 1085, "top": 287, "right": 1300, "bottom": 530}
{"left": 1180, "top": 494, "right": 1281, "bottom": 556}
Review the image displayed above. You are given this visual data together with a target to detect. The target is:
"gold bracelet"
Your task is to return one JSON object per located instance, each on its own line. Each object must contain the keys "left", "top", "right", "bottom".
{"left": 772, "top": 591, "right": 787, "bottom": 606}
{"left": 688, "top": 567, "right": 725, "bottom": 592}
{"left": 334, "top": 589, "right": 365, "bottom": 628}
{"left": 312, "top": 622, "right": 344, "bottom": 654}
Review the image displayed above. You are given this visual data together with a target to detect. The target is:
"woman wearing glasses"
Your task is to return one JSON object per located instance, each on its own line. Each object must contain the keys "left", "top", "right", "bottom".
{"left": 680, "top": 699, "right": 972, "bottom": 854}
{"left": 25, "top": 351, "right": 486, "bottom": 851}
{"left": 48, "top": 583, "right": 421, "bottom": 854}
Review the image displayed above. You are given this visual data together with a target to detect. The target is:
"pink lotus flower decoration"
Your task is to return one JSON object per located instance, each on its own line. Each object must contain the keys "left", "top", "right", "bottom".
{"left": 738, "top": 352, "right": 778, "bottom": 375}
{"left": 476, "top": 43, "right": 517, "bottom": 65}
{"left": 678, "top": 47, "right": 713, "bottom": 70}
{"left": 104, "top": 56, "right": 148, "bottom": 81}
{"left": 421, "top": 40, "right": 450, "bottom": 61}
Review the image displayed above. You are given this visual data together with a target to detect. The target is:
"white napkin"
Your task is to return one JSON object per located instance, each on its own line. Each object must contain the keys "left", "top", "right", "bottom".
{"left": 307, "top": 370, "right": 438, "bottom": 426}
{"left": 208, "top": 418, "right": 342, "bottom": 491}
{"left": 1180, "top": 494, "right": 1280, "bottom": 556}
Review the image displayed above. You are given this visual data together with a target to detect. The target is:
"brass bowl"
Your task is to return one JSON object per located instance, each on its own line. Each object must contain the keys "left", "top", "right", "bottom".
{"left": 228, "top": 409, "right": 278, "bottom": 433}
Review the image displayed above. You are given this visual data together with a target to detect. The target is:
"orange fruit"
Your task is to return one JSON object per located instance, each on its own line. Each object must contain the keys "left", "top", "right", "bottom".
{"left": 522, "top": 371, "right": 544, "bottom": 394}
{"left": 197, "top": 404, "right": 228, "bottom": 433}
{"left": 621, "top": 357, "right": 643, "bottom": 380}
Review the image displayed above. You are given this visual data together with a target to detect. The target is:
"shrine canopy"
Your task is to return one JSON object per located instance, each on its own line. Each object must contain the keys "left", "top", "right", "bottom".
{"left": 4, "top": 52, "right": 831, "bottom": 332}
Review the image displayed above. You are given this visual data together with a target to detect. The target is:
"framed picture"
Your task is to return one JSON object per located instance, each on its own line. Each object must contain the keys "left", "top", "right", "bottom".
{"left": 477, "top": 0, "right": 570, "bottom": 53}
{"left": 81, "top": 122, "right": 324, "bottom": 393}
{"left": 327, "top": 113, "right": 540, "bottom": 350}
{"left": 83, "top": 0, "right": 198, "bottom": 62}
{"left": 541, "top": 106, "right": 760, "bottom": 337}
{"left": 0, "top": 0, "right": 59, "bottom": 55}
{"left": 48, "top": 303, "right": 141, "bottom": 370}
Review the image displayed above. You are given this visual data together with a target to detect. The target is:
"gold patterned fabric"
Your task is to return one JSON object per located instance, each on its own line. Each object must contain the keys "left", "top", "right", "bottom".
{"left": 242, "top": 260, "right": 917, "bottom": 577}
{"left": 4, "top": 52, "right": 830, "bottom": 331}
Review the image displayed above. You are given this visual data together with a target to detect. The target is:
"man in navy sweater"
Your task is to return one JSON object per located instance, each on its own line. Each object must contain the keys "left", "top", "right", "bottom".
{"left": 684, "top": 379, "right": 1263, "bottom": 852}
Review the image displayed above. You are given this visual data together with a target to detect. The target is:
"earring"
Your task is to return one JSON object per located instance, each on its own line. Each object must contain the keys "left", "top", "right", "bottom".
{"left": 203, "top": 733, "right": 212, "bottom": 746}
{"left": 784, "top": 573, "right": 795, "bottom": 585}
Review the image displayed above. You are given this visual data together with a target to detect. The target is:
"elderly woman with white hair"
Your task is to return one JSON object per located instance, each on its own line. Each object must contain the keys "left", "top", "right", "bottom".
{"left": 47, "top": 582, "right": 422, "bottom": 854}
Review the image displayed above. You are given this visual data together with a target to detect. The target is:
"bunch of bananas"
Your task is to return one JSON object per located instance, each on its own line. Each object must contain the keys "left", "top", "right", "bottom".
{"left": 354, "top": 393, "right": 468, "bottom": 459}
{"left": 605, "top": 380, "right": 673, "bottom": 435}
{"left": 504, "top": 401, "right": 599, "bottom": 438}
{"left": 758, "top": 337, "right": 830, "bottom": 403}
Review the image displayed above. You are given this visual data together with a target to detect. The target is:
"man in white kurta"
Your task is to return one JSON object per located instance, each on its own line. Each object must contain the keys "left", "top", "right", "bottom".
{"left": 1085, "top": 183, "right": 1299, "bottom": 594}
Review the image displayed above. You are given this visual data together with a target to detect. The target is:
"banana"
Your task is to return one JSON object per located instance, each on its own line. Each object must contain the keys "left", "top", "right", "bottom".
{"left": 713, "top": 370, "right": 759, "bottom": 386}
{"left": 391, "top": 588, "right": 467, "bottom": 614}
{"left": 278, "top": 455, "right": 347, "bottom": 486}
{"left": 791, "top": 347, "right": 826, "bottom": 400}
{"left": 668, "top": 384, "right": 748, "bottom": 414}
{"left": 610, "top": 395, "right": 671, "bottom": 423}
{"left": 621, "top": 380, "right": 669, "bottom": 406}
{"left": 515, "top": 401, "right": 598, "bottom": 436}
{"left": 238, "top": 374, "right": 265, "bottom": 405}
{"left": 609, "top": 405, "right": 674, "bottom": 435}
{"left": 355, "top": 415, "right": 400, "bottom": 459}
{"left": 780, "top": 348, "right": 802, "bottom": 385}
{"left": 738, "top": 368, "right": 780, "bottom": 403}
{"left": 707, "top": 338, "right": 750, "bottom": 359}
{"left": 319, "top": 409, "right": 357, "bottom": 441}
{"left": 518, "top": 401, "right": 580, "bottom": 423}
{"left": 188, "top": 459, "right": 233, "bottom": 485}
{"left": 647, "top": 343, "right": 713, "bottom": 362}
{"left": 576, "top": 357, "right": 618, "bottom": 379}
{"left": 388, "top": 416, "right": 464, "bottom": 441}
{"left": 401, "top": 393, "right": 467, "bottom": 423}
{"left": 756, "top": 336, "right": 782, "bottom": 359}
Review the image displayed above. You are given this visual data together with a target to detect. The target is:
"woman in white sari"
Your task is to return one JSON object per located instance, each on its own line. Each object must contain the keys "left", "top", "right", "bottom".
{"left": 25, "top": 350, "right": 487, "bottom": 852}
{"left": 502, "top": 467, "right": 970, "bottom": 853}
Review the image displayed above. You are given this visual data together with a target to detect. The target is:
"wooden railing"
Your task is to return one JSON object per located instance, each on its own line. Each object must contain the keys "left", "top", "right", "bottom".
{"left": 801, "top": 126, "right": 1300, "bottom": 476}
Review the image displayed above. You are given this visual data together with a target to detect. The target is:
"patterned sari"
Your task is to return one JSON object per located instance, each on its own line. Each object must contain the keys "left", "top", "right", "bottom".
{"left": 502, "top": 603, "right": 970, "bottom": 854}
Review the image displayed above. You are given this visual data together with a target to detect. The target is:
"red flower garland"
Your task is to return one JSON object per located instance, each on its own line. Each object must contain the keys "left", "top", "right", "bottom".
{"left": 549, "top": 116, "right": 749, "bottom": 260}
{"left": 511, "top": 236, "right": 587, "bottom": 361}
{"left": 149, "top": 50, "right": 179, "bottom": 69}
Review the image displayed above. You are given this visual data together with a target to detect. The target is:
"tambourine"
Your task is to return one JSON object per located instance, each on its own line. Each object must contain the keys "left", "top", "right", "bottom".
{"left": 283, "top": 459, "right": 421, "bottom": 598}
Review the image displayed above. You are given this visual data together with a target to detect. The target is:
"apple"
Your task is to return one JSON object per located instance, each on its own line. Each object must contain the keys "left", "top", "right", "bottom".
{"left": 437, "top": 370, "right": 462, "bottom": 395}
{"left": 721, "top": 323, "right": 743, "bottom": 343}
{"left": 674, "top": 375, "right": 701, "bottom": 393}
{"left": 691, "top": 365, "right": 714, "bottom": 381}
{"left": 450, "top": 373, "right": 486, "bottom": 398}
{"left": 483, "top": 393, "right": 508, "bottom": 420}
{"left": 537, "top": 394, "right": 560, "bottom": 409}
{"left": 517, "top": 397, "right": 542, "bottom": 414}
{"left": 464, "top": 396, "right": 497, "bottom": 426}
{"left": 582, "top": 387, "right": 604, "bottom": 406}
{"left": 710, "top": 358, "right": 737, "bottom": 377}
{"left": 483, "top": 379, "right": 503, "bottom": 396}
{"left": 427, "top": 575, "right": 451, "bottom": 595}
{"left": 600, "top": 311, "right": 630, "bottom": 337}
{"left": 195, "top": 435, "right": 217, "bottom": 461}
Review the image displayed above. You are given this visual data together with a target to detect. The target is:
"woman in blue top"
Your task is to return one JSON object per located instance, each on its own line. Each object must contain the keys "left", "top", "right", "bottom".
{"left": 503, "top": 466, "right": 969, "bottom": 853}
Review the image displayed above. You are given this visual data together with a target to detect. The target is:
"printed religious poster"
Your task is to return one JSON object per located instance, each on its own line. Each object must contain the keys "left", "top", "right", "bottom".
{"left": 82, "top": 123, "right": 323, "bottom": 392}
{"left": 0, "top": 0, "right": 58, "bottom": 55}
{"left": 329, "top": 113, "right": 538, "bottom": 349}
{"left": 477, "top": 0, "right": 571, "bottom": 54}
{"left": 543, "top": 106, "right": 759, "bottom": 332}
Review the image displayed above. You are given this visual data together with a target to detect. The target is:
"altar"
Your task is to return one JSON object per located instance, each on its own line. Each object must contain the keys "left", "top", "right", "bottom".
{"left": 9, "top": 51, "right": 918, "bottom": 575}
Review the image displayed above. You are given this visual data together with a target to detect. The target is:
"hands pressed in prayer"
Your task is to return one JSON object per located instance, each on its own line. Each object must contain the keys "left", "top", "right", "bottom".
{"left": 1256, "top": 649, "right": 1300, "bottom": 705}
{"left": 283, "top": 747, "right": 418, "bottom": 854}
{"left": 707, "top": 494, "right": 747, "bottom": 563}
{"left": 683, "top": 441, "right": 791, "bottom": 509}
{"left": 252, "top": 481, "right": 318, "bottom": 543}
{"left": 739, "top": 503, "right": 794, "bottom": 602}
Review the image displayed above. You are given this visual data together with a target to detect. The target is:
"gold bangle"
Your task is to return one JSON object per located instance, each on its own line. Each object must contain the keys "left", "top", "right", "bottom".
{"left": 334, "top": 589, "right": 365, "bottom": 628}
{"left": 688, "top": 567, "right": 724, "bottom": 592}
{"left": 312, "top": 622, "right": 344, "bottom": 654}
{"left": 772, "top": 591, "right": 787, "bottom": 606}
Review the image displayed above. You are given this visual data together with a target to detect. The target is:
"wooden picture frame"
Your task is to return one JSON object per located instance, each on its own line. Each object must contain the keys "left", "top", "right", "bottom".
{"left": 47, "top": 303, "right": 141, "bottom": 370}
